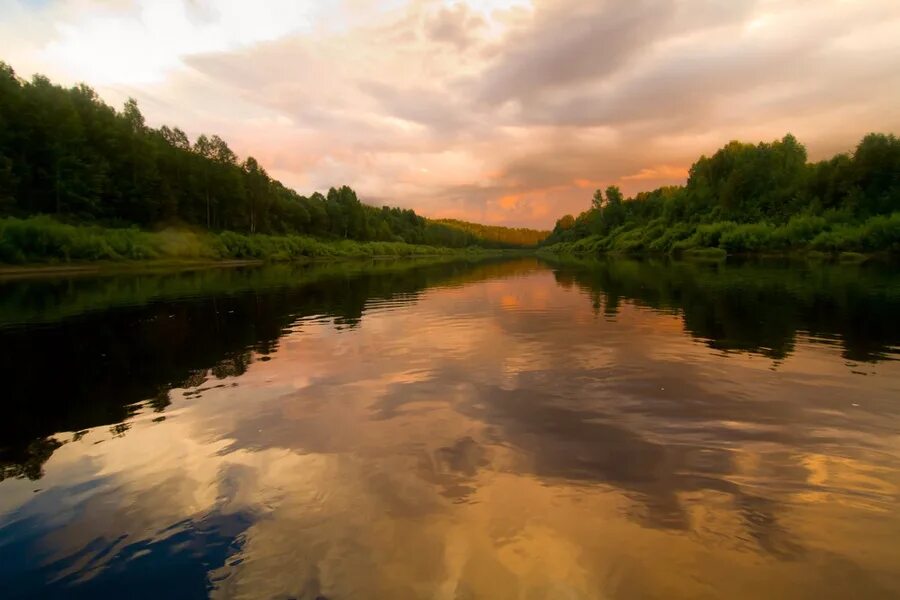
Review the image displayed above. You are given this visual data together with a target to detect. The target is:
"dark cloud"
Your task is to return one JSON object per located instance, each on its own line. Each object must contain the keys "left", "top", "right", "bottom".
{"left": 475, "top": 1, "right": 676, "bottom": 106}
{"left": 473, "top": 0, "right": 760, "bottom": 107}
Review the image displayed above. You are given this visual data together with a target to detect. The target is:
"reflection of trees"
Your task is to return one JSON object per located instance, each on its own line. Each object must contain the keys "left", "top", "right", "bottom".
{"left": 0, "top": 437, "right": 61, "bottom": 482}
{"left": 549, "top": 257, "right": 900, "bottom": 361}
{"left": 179, "top": 370, "right": 208, "bottom": 390}
{"left": 210, "top": 352, "right": 253, "bottom": 379}
{"left": 149, "top": 389, "right": 172, "bottom": 413}
{"left": 109, "top": 423, "right": 130, "bottom": 438}
{"left": 0, "top": 257, "right": 540, "bottom": 480}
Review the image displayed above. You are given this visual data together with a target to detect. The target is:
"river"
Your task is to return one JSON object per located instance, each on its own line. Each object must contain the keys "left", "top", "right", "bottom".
{"left": 1, "top": 256, "right": 898, "bottom": 599}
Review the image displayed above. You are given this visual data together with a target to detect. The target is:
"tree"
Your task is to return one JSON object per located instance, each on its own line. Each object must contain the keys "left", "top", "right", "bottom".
{"left": 851, "top": 133, "right": 900, "bottom": 216}
{"left": 122, "top": 98, "right": 145, "bottom": 133}
{"left": 243, "top": 156, "right": 268, "bottom": 233}
{"left": 159, "top": 126, "right": 190, "bottom": 150}
{"left": 605, "top": 185, "right": 624, "bottom": 206}
{"left": 557, "top": 214, "right": 576, "bottom": 230}
{"left": 209, "top": 135, "right": 236, "bottom": 165}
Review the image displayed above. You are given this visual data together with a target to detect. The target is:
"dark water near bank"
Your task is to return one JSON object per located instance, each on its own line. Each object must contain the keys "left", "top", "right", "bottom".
{"left": 1, "top": 256, "right": 899, "bottom": 599}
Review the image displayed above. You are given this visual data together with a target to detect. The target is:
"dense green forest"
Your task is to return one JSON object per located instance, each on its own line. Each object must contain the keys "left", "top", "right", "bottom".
{"left": 542, "top": 133, "right": 900, "bottom": 256}
{"left": 0, "top": 62, "right": 542, "bottom": 261}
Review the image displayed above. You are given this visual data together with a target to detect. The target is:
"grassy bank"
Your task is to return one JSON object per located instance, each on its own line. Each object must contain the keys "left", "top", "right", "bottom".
{"left": 538, "top": 212, "right": 900, "bottom": 260}
{"left": 0, "top": 216, "right": 503, "bottom": 266}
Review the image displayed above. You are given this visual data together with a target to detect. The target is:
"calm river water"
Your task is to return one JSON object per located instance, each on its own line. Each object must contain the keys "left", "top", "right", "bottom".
{"left": 1, "top": 256, "right": 899, "bottom": 599}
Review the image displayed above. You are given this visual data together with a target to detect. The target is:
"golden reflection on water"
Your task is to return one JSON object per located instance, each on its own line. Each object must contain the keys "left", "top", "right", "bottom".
{"left": 2, "top": 259, "right": 900, "bottom": 598}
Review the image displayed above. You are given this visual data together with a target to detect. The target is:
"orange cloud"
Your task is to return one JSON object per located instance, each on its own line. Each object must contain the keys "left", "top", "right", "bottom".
{"left": 498, "top": 194, "right": 521, "bottom": 210}
{"left": 621, "top": 165, "right": 689, "bottom": 182}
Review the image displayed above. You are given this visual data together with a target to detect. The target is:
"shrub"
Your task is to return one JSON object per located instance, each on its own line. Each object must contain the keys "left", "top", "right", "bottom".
{"left": 609, "top": 228, "right": 646, "bottom": 253}
{"left": 809, "top": 214, "right": 900, "bottom": 253}
{"left": 648, "top": 222, "right": 693, "bottom": 253}
{"left": 719, "top": 222, "right": 776, "bottom": 253}
{"left": 675, "top": 221, "right": 737, "bottom": 251}
{"left": 861, "top": 213, "right": 900, "bottom": 252}
{"left": 809, "top": 227, "right": 855, "bottom": 253}
{"left": 0, "top": 216, "right": 466, "bottom": 264}
{"left": 771, "top": 215, "right": 827, "bottom": 249}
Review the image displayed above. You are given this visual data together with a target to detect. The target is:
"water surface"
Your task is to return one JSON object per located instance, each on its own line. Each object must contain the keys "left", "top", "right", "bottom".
{"left": 1, "top": 257, "right": 899, "bottom": 599}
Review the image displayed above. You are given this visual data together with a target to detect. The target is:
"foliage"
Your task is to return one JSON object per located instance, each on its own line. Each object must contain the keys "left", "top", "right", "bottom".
{"left": 0, "top": 216, "right": 497, "bottom": 264}
{"left": 435, "top": 218, "right": 548, "bottom": 247}
{"left": 0, "top": 62, "right": 536, "bottom": 250}
{"left": 542, "top": 133, "right": 900, "bottom": 255}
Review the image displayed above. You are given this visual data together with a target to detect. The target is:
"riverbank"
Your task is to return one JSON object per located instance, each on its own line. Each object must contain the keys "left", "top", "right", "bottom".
{"left": 0, "top": 216, "right": 526, "bottom": 277}
{"left": 537, "top": 245, "right": 895, "bottom": 263}
{"left": 538, "top": 212, "right": 900, "bottom": 262}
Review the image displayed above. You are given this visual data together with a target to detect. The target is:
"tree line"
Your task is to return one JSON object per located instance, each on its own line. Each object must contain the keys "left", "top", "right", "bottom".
{"left": 0, "top": 62, "right": 542, "bottom": 249}
{"left": 436, "top": 219, "right": 548, "bottom": 247}
{"left": 543, "top": 133, "right": 900, "bottom": 254}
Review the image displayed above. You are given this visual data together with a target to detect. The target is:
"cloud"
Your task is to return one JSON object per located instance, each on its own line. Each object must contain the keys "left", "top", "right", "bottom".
{"left": 2, "top": 0, "right": 899, "bottom": 227}
{"left": 622, "top": 165, "right": 689, "bottom": 182}
{"left": 426, "top": 3, "right": 486, "bottom": 50}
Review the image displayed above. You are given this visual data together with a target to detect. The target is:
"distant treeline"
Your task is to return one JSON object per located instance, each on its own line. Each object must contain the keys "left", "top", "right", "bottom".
{"left": 437, "top": 218, "right": 548, "bottom": 247}
{"left": 543, "top": 133, "right": 900, "bottom": 255}
{"left": 0, "top": 62, "right": 541, "bottom": 249}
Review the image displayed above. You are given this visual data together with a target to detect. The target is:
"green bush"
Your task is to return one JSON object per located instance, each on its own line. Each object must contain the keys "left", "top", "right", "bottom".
{"left": 771, "top": 215, "right": 827, "bottom": 248}
{"left": 674, "top": 221, "right": 737, "bottom": 251}
{"left": 719, "top": 223, "right": 776, "bottom": 253}
{"left": 861, "top": 213, "right": 900, "bottom": 252}
{"left": 810, "top": 214, "right": 900, "bottom": 253}
{"left": 0, "top": 216, "right": 141, "bottom": 262}
{"left": 648, "top": 222, "right": 693, "bottom": 253}
{"left": 810, "top": 227, "right": 854, "bottom": 253}
{"left": 609, "top": 227, "right": 650, "bottom": 253}
{"left": 540, "top": 212, "right": 900, "bottom": 256}
{"left": 0, "top": 216, "right": 468, "bottom": 265}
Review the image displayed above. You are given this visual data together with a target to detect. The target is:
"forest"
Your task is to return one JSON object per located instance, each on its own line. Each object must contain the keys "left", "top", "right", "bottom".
{"left": 0, "top": 62, "right": 546, "bottom": 263}
{"left": 542, "top": 133, "right": 900, "bottom": 256}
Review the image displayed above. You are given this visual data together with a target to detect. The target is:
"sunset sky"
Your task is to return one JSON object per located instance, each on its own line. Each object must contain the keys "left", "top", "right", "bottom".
{"left": 2, "top": 0, "right": 899, "bottom": 228}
